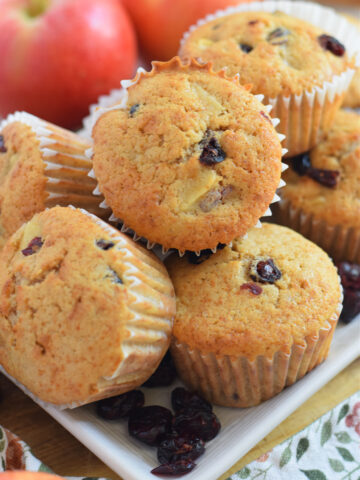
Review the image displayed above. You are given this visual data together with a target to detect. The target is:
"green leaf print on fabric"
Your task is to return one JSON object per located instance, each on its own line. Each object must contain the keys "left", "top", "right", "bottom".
{"left": 296, "top": 438, "right": 310, "bottom": 461}
{"left": 328, "top": 458, "right": 345, "bottom": 472}
{"left": 238, "top": 467, "right": 250, "bottom": 478}
{"left": 336, "top": 447, "right": 355, "bottom": 462}
{"left": 337, "top": 404, "right": 350, "bottom": 424}
{"left": 335, "top": 432, "right": 352, "bottom": 444}
{"left": 280, "top": 445, "right": 292, "bottom": 468}
{"left": 301, "top": 469, "right": 328, "bottom": 480}
{"left": 320, "top": 420, "right": 332, "bottom": 446}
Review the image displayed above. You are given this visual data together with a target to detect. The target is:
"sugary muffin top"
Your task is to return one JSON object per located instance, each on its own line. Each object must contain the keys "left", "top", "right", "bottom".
{"left": 0, "top": 121, "right": 47, "bottom": 249}
{"left": 180, "top": 11, "right": 353, "bottom": 98}
{"left": 342, "top": 14, "right": 360, "bottom": 109}
{"left": 167, "top": 223, "right": 341, "bottom": 360}
{"left": 0, "top": 206, "right": 175, "bottom": 405}
{"left": 92, "top": 58, "right": 282, "bottom": 252}
{"left": 282, "top": 110, "right": 360, "bottom": 228}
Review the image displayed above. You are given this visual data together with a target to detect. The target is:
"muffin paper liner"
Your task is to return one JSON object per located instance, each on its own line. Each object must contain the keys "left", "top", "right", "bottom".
{"left": 275, "top": 198, "right": 360, "bottom": 264}
{"left": 170, "top": 298, "right": 342, "bottom": 408}
{"left": 86, "top": 58, "right": 288, "bottom": 255}
{"left": 0, "top": 112, "right": 109, "bottom": 219}
{"left": 79, "top": 87, "right": 127, "bottom": 140}
{"left": 180, "top": 1, "right": 360, "bottom": 157}
{"left": 0, "top": 207, "right": 175, "bottom": 409}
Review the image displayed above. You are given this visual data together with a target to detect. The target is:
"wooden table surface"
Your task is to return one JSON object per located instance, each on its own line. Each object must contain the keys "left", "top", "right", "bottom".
{"left": 1, "top": 357, "right": 359, "bottom": 479}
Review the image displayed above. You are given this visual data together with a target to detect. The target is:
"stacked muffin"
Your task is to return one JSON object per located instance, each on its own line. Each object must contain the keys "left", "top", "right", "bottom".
{"left": 0, "top": 1, "right": 358, "bottom": 410}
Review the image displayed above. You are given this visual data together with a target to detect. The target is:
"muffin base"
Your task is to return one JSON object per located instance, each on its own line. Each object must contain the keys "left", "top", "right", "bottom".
{"left": 171, "top": 303, "right": 341, "bottom": 408}
{"left": 275, "top": 198, "right": 360, "bottom": 264}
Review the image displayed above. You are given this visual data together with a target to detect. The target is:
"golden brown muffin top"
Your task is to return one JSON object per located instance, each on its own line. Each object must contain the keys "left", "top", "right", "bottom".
{"left": 180, "top": 11, "right": 354, "bottom": 98}
{"left": 0, "top": 207, "right": 175, "bottom": 405}
{"left": 0, "top": 122, "right": 47, "bottom": 247}
{"left": 282, "top": 110, "right": 360, "bottom": 228}
{"left": 167, "top": 223, "right": 341, "bottom": 360}
{"left": 92, "top": 58, "right": 282, "bottom": 252}
{"left": 342, "top": 14, "right": 360, "bottom": 108}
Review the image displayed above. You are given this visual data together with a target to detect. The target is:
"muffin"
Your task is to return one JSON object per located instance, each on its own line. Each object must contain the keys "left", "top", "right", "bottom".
{"left": 0, "top": 112, "right": 110, "bottom": 249}
{"left": 275, "top": 109, "right": 360, "bottom": 263}
{"left": 0, "top": 206, "right": 175, "bottom": 407}
{"left": 179, "top": 2, "right": 359, "bottom": 157}
{"left": 342, "top": 14, "right": 360, "bottom": 109}
{"left": 80, "top": 87, "right": 127, "bottom": 140}
{"left": 91, "top": 57, "right": 285, "bottom": 253}
{"left": 167, "top": 223, "right": 342, "bottom": 407}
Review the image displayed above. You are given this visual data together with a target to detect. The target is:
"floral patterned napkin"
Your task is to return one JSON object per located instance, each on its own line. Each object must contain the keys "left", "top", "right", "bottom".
{"left": 1, "top": 392, "right": 359, "bottom": 480}
{"left": 229, "top": 391, "right": 360, "bottom": 480}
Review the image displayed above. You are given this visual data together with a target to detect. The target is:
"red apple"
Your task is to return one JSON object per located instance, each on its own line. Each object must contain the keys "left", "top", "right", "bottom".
{"left": 0, "top": 473, "right": 64, "bottom": 480}
{"left": 0, "top": 0, "right": 137, "bottom": 128}
{"left": 121, "top": 0, "right": 258, "bottom": 62}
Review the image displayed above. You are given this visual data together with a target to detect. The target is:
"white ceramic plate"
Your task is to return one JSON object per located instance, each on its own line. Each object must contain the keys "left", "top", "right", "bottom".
{"left": 23, "top": 317, "right": 359, "bottom": 480}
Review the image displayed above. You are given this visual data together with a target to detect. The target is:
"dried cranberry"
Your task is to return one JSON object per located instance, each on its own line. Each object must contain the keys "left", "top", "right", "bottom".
{"left": 240, "top": 282, "right": 263, "bottom": 295}
{"left": 143, "top": 351, "right": 177, "bottom": 388}
{"left": 290, "top": 153, "right": 340, "bottom": 188}
{"left": 250, "top": 258, "right": 282, "bottom": 284}
{"left": 129, "top": 104, "right": 140, "bottom": 116}
{"left": 267, "top": 27, "right": 289, "bottom": 45}
{"left": 128, "top": 406, "right": 173, "bottom": 446}
{"left": 199, "top": 135, "right": 226, "bottom": 166}
{"left": 318, "top": 34, "right": 345, "bottom": 57}
{"left": 337, "top": 262, "right": 360, "bottom": 323}
{"left": 239, "top": 43, "right": 253, "bottom": 53}
{"left": 0, "top": 135, "right": 7, "bottom": 153}
{"left": 290, "top": 152, "right": 311, "bottom": 176}
{"left": 21, "top": 237, "right": 44, "bottom": 256}
{"left": 157, "top": 433, "right": 205, "bottom": 465}
{"left": 151, "top": 460, "right": 196, "bottom": 476}
{"left": 187, "top": 243, "right": 226, "bottom": 265}
{"left": 308, "top": 168, "right": 340, "bottom": 188}
{"left": 260, "top": 111, "right": 272, "bottom": 123}
{"left": 105, "top": 268, "right": 123, "bottom": 284}
{"left": 248, "top": 20, "right": 259, "bottom": 26}
{"left": 96, "top": 239, "right": 115, "bottom": 250}
{"left": 171, "top": 387, "right": 212, "bottom": 414}
{"left": 96, "top": 390, "right": 144, "bottom": 420}
{"left": 173, "top": 408, "right": 221, "bottom": 442}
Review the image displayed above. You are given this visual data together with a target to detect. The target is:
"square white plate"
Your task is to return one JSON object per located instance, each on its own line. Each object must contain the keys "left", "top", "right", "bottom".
{"left": 20, "top": 317, "right": 359, "bottom": 480}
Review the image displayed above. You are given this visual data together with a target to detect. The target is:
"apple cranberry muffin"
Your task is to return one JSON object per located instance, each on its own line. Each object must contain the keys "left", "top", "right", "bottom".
{"left": 0, "top": 112, "right": 109, "bottom": 249}
{"left": 342, "top": 14, "right": 360, "bottom": 109}
{"left": 180, "top": 6, "right": 358, "bottom": 156}
{"left": 0, "top": 206, "right": 175, "bottom": 406}
{"left": 167, "top": 223, "right": 342, "bottom": 407}
{"left": 276, "top": 109, "right": 360, "bottom": 263}
{"left": 92, "top": 57, "right": 283, "bottom": 252}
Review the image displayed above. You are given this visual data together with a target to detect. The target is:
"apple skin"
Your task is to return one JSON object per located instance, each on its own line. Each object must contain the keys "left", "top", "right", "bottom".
{"left": 0, "top": 0, "right": 137, "bottom": 128}
{"left": 121, "top": 0, "right": 257, "bottom": 62}
{"left": 0, "top": 473, "right": 64, "bottom": 480}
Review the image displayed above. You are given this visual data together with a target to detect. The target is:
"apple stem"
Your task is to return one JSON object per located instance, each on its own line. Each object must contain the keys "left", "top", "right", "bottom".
{"left": 26, "top": 0, "right": 50, "bottom": 18}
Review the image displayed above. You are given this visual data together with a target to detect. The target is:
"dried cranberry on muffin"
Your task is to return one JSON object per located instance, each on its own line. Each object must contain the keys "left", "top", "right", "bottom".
{"left": 0, "top": 206, "right": 175, "bottom": 406}
{"left": 0, "top": 112, "right": 109, "bottom": 249}
{"left": 167, "top": 223, "right": 342, "bottom": 408}
{"left": 179, "top": 5, "right": 359, "bottom": 156}
{"left": 91, "top": 57, "right": 284, "bottom": 253}
{"left": 275, "top": 110, "right": 360, "bottom": 263}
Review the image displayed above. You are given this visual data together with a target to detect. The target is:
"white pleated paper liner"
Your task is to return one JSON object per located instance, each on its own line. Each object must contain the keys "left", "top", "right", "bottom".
{"left": 275, "top": 197, "right": 360, "bottom": 264}
{"left": 85, "top": 61, "right": 288, "bottom": 256}
{"left": 78, "top": 87, "right": 127, "bottom": 140}
{"left": 170, "top": 279, "right": 343, "bottom": 408}
{"left": 0, "top": 111, "right": 109, "bottom": 219}
{"left": 0, "top": 206, "right": 175, "bottom": 410}
{"left": 179, "top": 1, "right": 360, "bottom": 157}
